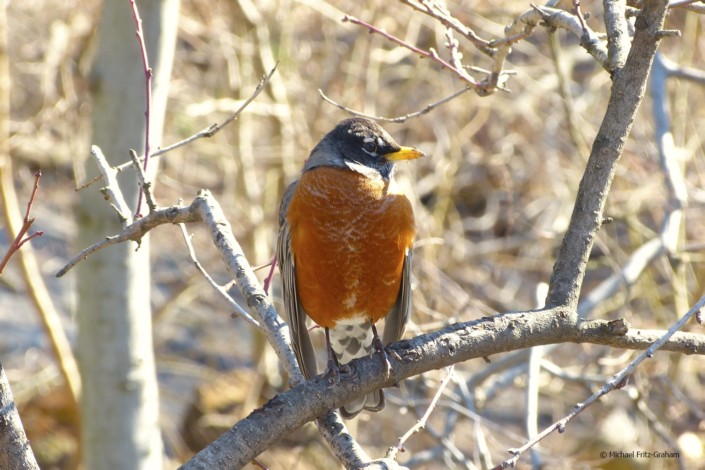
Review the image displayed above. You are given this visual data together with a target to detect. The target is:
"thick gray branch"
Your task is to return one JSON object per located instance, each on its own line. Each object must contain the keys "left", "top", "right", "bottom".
{"left": 546, "top": 0, "right": 670, "bottom": 309}
{"left": 180, "top": 307, "right": 705, "bottom": 469}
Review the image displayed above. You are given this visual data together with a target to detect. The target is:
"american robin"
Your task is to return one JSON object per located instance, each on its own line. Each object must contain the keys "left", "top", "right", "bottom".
{"left": 277, "top": 117, "right": 424, "bottom": 418}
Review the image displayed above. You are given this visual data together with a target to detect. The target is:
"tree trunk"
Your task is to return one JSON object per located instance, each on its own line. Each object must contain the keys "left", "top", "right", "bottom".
{"left": 76, "top": 0, "right": 179, "bottom": 468}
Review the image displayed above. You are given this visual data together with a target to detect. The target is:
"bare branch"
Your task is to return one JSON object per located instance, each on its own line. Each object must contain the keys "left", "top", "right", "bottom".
{"left": 129, "top": 149, "right": 157, "bottom": 214}
{"left": 319, "top": 87, "right": 473, "bottom": 123}
{"left": 180, "top": 303, "right": 705, "bottom": 469}
{"left": 342, "top": 14, "right": 493, "bottom": 91}
{"left": 386, "top": 366, "right": 455, "bottom": 461}
{"left": 578, "top": 50, "right": 700, "bottom": 320}
{"left": 669, "top": 0, "right": 705, "bottom": 11}
{"left": 399, "top": 0, "right": 494, "bottom": 54}
{"left": 177, "top": 223, "right": 258, "bottom": 328}
{"left": 55, "top": 204, "right": 192, "bottom": 278}
{"left": 546, "top": 0, "right": 670, "bottom": 309}
{"left": 522, "top": 4, "right": 610, "bottom": 71}
{"left": 660, "top": 53, "right": 705, "bottom": 84}
{"left": 0, "top": 171, "right": 43, "bottom": 274}
{"left": 651, "top": 53, "right": 688, "bottom": 255}
{"left": 494, "top": 294, "right": 705, "bottom": 469}
{"left": 56, "top": 190, "right": 302, "bottom": 383}
{"left": 76, "top": 63, "right": 279, "bottom": 191}
{"left": 572, "top": 0, "right": 589, "bottom": 33}
{"left": 90, "top": 145, "right": 132, "bottom": 225}
{"left": 128, "top": 0, "right": 154, "bottom": 217}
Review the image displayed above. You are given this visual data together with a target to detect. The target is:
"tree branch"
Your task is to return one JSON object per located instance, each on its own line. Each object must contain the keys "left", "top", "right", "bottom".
{"left": 76, "top": 63, "right": 278, "bottom": 191}
{"left": 180, "top": 305, "right": 704, "bottom": 469}
{"left": 318, "top": 87, "right": 473, "bottom": 124}
{"left": 129, "top": 0, "right": 153, "bottom": 217}
{"left": 399, "top": 0, "right": 493, "bottom": 54}
{"left": 494, "top": 294, "right": 705, "bottom": 468}
{"left": 546, "top": 0, "right": 670, "bottom": 310}
{"left": 90, "top": 145, "right": 132, "bottom": 225}
{"left": 386, "top": 366, "right": 455, "bottom": 461}
{"left": 0, "top": 171, "right": 44, "bottom": 273}
{"left": 342, "top": 14, "right": 484, "bottom": 91}
{"left": 177, "top": 223, "right": 258, "bottom": 328}
{"left": 56, "top": 190, "right": 302, "bottom": 384}
{"left": 493, "top": 2, "right": 610, "bottom": 84}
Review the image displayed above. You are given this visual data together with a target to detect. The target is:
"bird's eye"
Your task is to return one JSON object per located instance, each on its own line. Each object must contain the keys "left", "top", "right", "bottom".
{"left": 362, "top": 141, "right": 378, "bottom": 155}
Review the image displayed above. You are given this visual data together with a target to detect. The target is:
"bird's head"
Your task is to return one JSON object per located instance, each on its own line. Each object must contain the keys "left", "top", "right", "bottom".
{"left": 304, "top": 117, "right": 425, "bottom": 180}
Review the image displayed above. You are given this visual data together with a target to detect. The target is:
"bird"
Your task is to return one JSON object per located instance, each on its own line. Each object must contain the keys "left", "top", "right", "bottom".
{"left": 277, "top": 117, "right": 424, "bottom": 418}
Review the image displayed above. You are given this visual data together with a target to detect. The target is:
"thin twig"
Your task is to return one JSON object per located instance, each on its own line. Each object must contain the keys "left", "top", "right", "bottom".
{"left": 660, "top": 54, "right": 705, "bottom": 84}
{"left": 0, "top": 156, "right": 82, "bottom": 412}
{"left": 250, "top": 459, "right": 269, "bottom": 470}
{"left": 547, "top": 30, "right": 591, "bottom": 158}
{"left": 0, "top": 171, "right": 44, "bottom": 274}
{"left": 129, "top": 149, "right": 157, "bottom": 213}
{"left": 261, "top": 255, "right": 277, "bottom": 294}
{"left": 527, "top": 4, "right": 609, "bottom": 70}
{"left": 527, "top": 285, "right": 547, "bottom": 468}
{"left": 632, "top": 391, "right": 683, "bottom": 462}
{"left": 75, "top": 63, "right": 279, "bottom": 191}
{"left": 25, "top": 171, "right": 41, "bottom": 223}
{"left": 399, "top": 0, "right": 494, "bottom": 54}
{"left": 129, "top": 0, "right": 153, "bottom": 218}
{"left": 386, "top": 366, "right": 455, "bottom": 461}
{"left": 572, "top": 0, "right": 589, "bottom": 34}
{"left": 668, "top": 0, "right": 704, "bottom": 8}
{"left": 342, "top": 15, "right": 485, "bottom": 91}
{"left": 91, "top": 145, "right": 132, "bottom": 225}
{"left": 319, "top": 87, "right": 473, "bottom": 123}
{"left": 177, "top": 223, "right": 258, "bottom": 327}
{"left": 494, "top": 295, "right": 705, "bottom": 469}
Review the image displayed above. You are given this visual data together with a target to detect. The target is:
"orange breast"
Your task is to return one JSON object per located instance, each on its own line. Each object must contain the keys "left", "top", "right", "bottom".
{"left": 286, "top": 167, "right": 415, "bottom": 328}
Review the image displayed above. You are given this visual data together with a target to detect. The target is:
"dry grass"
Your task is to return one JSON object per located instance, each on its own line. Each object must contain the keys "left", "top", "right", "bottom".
{"left": 2, "top": 0, "right": 704, "bottom": 469}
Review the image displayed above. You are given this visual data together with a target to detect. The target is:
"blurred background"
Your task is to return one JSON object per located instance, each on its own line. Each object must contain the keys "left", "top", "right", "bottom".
{"left": 1, "top": 0, "right": 704, "bottom": 468}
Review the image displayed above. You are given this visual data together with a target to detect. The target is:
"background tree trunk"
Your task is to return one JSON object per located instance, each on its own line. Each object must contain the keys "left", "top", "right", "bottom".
{"left": 76, "top": 0, "right": 179, "bottom": 468}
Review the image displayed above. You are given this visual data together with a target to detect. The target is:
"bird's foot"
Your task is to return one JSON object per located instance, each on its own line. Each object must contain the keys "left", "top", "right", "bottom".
{"left": 324, "top": 359, "right": 351, "bottom": 385}
{"left": 371, "top": 323, "right": 392, "bottom": 378}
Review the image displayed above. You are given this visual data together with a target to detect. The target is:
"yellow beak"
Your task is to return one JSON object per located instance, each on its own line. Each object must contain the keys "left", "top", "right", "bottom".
{"left": 384, "top": 146, "right": 425, "bottom": 161}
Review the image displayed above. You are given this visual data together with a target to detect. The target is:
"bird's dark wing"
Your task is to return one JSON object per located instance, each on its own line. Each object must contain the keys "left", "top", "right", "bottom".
{"left": 277, "top": 180, "right": 318, "bottom": 379}
{"left": 383, "top": 248, "right": 412, "bottom": 346}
